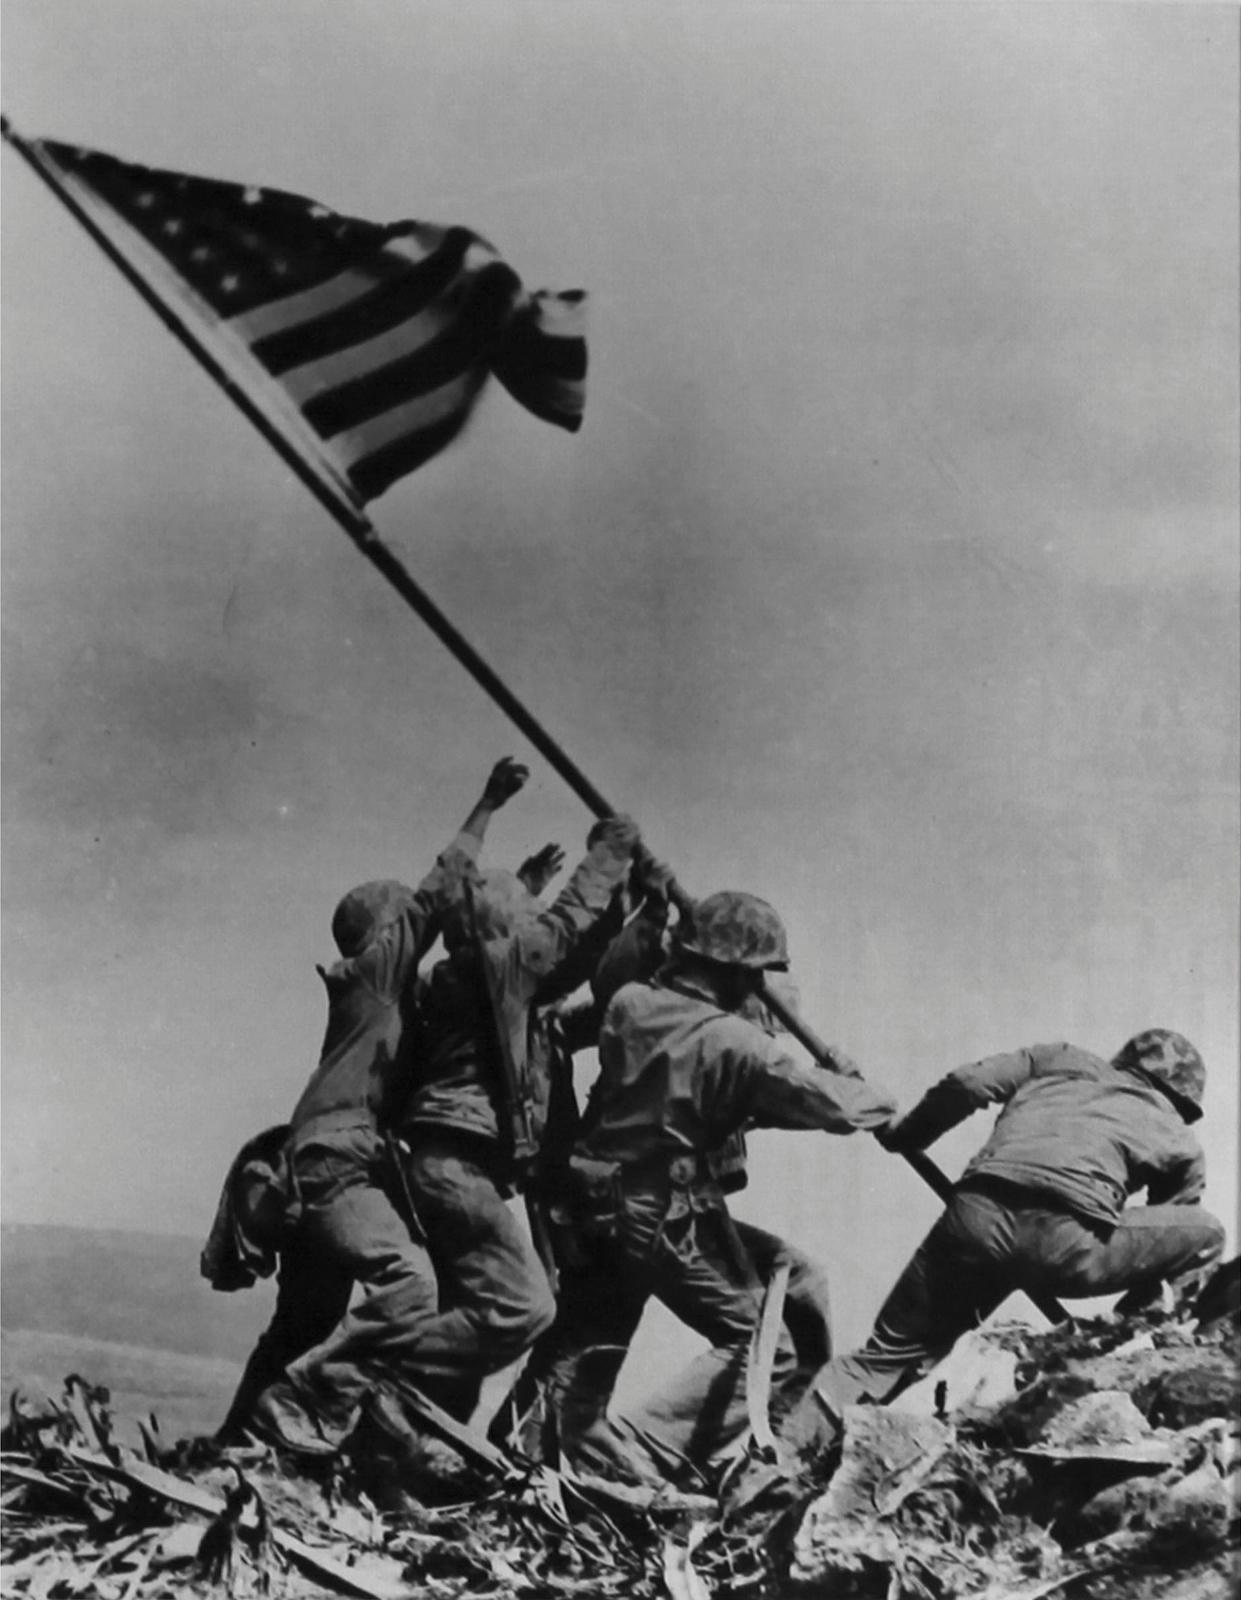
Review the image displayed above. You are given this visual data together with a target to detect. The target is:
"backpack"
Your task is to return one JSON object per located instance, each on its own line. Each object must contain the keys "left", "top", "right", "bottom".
{"left": 200, "top": 1124, "right": 298, "bottom": 1292}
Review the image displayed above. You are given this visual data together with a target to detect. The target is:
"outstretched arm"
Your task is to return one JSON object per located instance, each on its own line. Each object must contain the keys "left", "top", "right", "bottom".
{"left": 459, "top": 756, "right": 529, "bottom": 846}
{"left": 880, "top": 1047, "right": 1038, "bottom": 1153}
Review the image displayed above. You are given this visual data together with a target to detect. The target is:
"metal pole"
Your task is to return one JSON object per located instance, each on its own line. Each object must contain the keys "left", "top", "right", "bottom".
{"left": 758, "top": 976, "right": 1071, "bottom": 1325}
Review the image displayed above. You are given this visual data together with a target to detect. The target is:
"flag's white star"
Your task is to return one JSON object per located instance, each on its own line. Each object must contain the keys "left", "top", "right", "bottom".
{"left": 243, "top": 186, "right": 263, "bottom": 206}
{"left": 308, "top": 204, "right": 331, "bottom": 220}
{"left": 220, "top": 273, "right": 242, "bottom": 294}
{"left": 161, "top": 219, "right": 183, "bottom": 237}
{"left": 135, "top": 192, "right": 157, "bottom": 209}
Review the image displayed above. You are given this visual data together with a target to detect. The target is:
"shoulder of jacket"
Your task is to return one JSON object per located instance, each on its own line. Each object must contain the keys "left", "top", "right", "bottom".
{"left": 1030, "top": 1042, "right": 1107, "bottom": 1073}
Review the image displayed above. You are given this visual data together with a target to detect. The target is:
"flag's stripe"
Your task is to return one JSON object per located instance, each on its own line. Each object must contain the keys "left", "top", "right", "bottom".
{"left": 35, "top": 143, "right": 371, "bottom": 516}
{"left": 29, "top": 132, "right": 587, "bottom": 503}
{"left": 231, "top": 259, "right": 410, "bottom": 342}
{"left": 505, "top": 327, "right": 588, "bottom": 382}
{"left": 332, "top": 369, "right": 483, "bottom": 466}
{"left": 277, "top": 298, "right": 456, "bottom": 404}
{"left": 249, "top": 232, "right": 474, "bottom": 375}
{"left": 347, "top": 409, "right": 478, "bottom": 502}
{"left": 227, "top": 225, "right": 455, "bottom": 341}
{"left": 302, "top": 264, "right": 518, "bottom": 438}
{"left": 495, "top": 374, "right": 585, "bottom": 431}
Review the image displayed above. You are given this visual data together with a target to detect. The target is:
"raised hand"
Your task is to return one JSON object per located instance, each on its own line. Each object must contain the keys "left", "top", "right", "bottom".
{"left": 518, "top": 842, "right": 566, "bottom": 896}
{"left": 483, "top": 756, "right": 530, "bottom": 808}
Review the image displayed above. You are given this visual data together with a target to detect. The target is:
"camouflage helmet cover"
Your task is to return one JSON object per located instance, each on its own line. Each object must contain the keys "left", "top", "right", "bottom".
{"left": 675, "top": 890, "right": 790, "bottom": 971}
{"left": 331, "top": 879, "right": 417, "bottom": 958}
{"left": 1112, "top": 1029, "right": 1206, "bottom": 1122}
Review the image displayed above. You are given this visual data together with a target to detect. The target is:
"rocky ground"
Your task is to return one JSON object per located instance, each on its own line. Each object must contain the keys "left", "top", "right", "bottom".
{"left": 2, "top": 1261, "right": 1237, "bottom": 1599}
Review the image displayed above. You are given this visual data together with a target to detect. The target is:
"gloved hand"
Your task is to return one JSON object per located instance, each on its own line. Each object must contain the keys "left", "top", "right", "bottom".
{"left": 517, "top": 842, "right": 565, "bottom": 895}
{"left": 631, "top": 845, "right": 675, "bottom": 904}
{"left": 588, "top": 814, "right": 640, "bottom": 856}
{"left": 483, "top": 756, "right": 529, "bottom": 807}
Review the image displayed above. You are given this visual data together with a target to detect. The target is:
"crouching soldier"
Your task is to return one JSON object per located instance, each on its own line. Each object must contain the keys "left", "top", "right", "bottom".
{"left": 371, "top": 813, "right": 642, "bottom": 1432}
{"left": 221, "top": 758, "right": 530, "bottom": 1454}
{"left": 541, "top": 891, "right": 895, "bottom": 1481}
{"left": 776, "top": 1028, "right": 1227, "bottom": 1479}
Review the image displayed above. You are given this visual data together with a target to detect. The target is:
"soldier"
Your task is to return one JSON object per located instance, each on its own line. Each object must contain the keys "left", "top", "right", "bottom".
{"left": 775, "top": 1028, "right": 1227, "bottom": 1477}
{"left": 368, "top": 812, "right": 642, "bottom": 1435}
{"left": 497, "top": 926, "right": 836, "bottom": 1484}
{"left": 228, "top": 757, "right": 530, "bottom": 1455}
{"left": 539, "top": 890, "right": 895, "bottom": 1480}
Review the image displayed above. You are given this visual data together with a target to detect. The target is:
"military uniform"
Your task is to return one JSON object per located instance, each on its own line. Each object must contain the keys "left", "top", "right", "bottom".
{"left": 222, "top": 840, "right": 483, "bottom": 1448}
{"left": 544, "top": 973, "right": 895, "bottom": 1474}
{"left": 804, "top": 1037, "right": 1225, "bottom": 1422}
{"left": 384, "top": 819, "right": 639, "bottom": 1422}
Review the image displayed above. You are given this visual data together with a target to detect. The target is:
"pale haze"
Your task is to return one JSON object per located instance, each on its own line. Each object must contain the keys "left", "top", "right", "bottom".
{"left": 2, "top": 2, "right": 1237, "bottom": 1350}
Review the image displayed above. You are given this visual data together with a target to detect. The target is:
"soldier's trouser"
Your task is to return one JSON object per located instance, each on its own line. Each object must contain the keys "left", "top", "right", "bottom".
{"left": 388, "top": 1132, "right": 556, "bottom": 1420}
{"left": 626, "top": 1221, "right": 832, "bottom": 1449}
{"left": 232, "top": 1126, "right": 438, "bottom": 1437}
{"left": 533, "top": 1184, "right": 807, "bottom": 1472}
{"left": 217, "top": 1234, "right": 355, "bottom": 1441}
{"left": 813, "top": 1181, "right": 1225, "bottom": 1417}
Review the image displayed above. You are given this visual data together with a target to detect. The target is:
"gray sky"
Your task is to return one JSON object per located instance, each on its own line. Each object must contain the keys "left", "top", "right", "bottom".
{"left": 3, "top": 2, "right": 1237, "bottom": 1346}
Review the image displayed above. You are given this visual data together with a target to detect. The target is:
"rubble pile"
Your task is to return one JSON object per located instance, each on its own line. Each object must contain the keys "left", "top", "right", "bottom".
{"left": 2, "top": 1270, "right": 1237, "bottom": 1599}
{"left": 788, "top": 1277, "right": 1239, "bottom": 1599}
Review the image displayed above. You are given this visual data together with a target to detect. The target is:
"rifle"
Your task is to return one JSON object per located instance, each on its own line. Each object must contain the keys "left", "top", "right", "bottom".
{"left": 460, "top": 877, "right": 558, "bottom": 1291}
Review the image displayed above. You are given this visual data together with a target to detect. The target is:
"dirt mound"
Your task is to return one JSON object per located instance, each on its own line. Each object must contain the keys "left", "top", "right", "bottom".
{"left": 789, "top": 1292, "right": 1239, "bottom": 1599}
{"left": 2, "top": 1266, "right": 1238, "bottom": 1598}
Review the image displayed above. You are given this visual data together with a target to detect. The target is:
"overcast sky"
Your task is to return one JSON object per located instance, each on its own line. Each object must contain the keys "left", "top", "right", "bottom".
{"left": 3, "top": 2, "right": 1237, "bottom": 1347}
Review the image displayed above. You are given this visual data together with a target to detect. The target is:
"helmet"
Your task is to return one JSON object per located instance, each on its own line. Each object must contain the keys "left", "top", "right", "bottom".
{"left": 1112, "top": 1029, "right": 1206, "bottom": 1122}
{"left": 331, "top": 879, "right": 417, "bottom": 958}
{"left": 442, "top": 868, "right": 542, "bottom": 953}
{"left": 674, "top": 891, "right": 790, "bottom": 971}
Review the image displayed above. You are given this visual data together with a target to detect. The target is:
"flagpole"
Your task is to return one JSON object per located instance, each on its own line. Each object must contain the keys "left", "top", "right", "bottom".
{"left": 757, "top": 978, "right": 1072, "bottom": 1325}
{"left": 3, "top": 116, "right": 616, "bottom": 820}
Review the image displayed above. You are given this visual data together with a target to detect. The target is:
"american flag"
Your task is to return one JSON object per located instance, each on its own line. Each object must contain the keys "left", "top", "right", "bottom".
{"left": 26, "top": 136, "right": 587, "bottom": 506}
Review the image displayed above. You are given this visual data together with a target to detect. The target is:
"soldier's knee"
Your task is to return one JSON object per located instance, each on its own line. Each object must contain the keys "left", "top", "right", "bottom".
{"left": 1195, "top": 1212, "right": 1226, "bottom": 1262}
{"left": 479, "top": 1280, "right": 556, "bottom": 1365}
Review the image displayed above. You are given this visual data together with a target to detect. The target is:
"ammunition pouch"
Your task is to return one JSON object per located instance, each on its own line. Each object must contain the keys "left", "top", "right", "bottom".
{"left": 707, "top": 1130, "right": 749, "bottom": 1194}
{"left": 200, "top": 1124, "right": 297, "bottom": 1292}
{"left": 566, "top": 1153, "right": 625, "bottom": 1240}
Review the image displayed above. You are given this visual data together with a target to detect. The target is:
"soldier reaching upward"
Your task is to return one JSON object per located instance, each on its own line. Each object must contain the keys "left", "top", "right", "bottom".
{"left": 229, "top": 758, "right": 529, "bottom": 1456}
{"left": 364, "top": 812, "right": 642, "bottom": 1443}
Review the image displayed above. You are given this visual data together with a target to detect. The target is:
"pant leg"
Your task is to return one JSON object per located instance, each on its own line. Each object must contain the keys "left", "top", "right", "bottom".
{"left": 1014, "top": 1202, "right": 1225, "bottom": 1300}
{"left": 216, "top": 1233, "right": 354, "bottom": 1440}
{"left": 492, "top": 1230, "right": 647, "bottom": 1461}
{"left": 814, "top": 1190, "right": 1014, "bottom": 1416}
{"left": 383, "top": 1135, "right": 555, "bottom": 1418}
{"left": 280, "top": 1130, "right": 440, "bottom": 1427}
{"left": 622, "top": 1187, "right": 794, "bottom": 1468}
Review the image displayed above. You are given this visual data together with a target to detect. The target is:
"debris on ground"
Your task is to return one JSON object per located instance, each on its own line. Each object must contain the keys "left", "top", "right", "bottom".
{"left": 2, "top": 1259, "right": 1238, "bottom": 1598}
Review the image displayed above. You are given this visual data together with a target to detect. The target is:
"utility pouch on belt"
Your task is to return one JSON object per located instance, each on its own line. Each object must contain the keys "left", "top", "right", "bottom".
{"left": 707, "top": 1130, "right": 749, "bottom": 1195}
{"left": 566, "top": 1152, "right": 625, "bottom": 1239}
{"left": 200, "top": 1123, "right": 297, "bottom": 1292}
